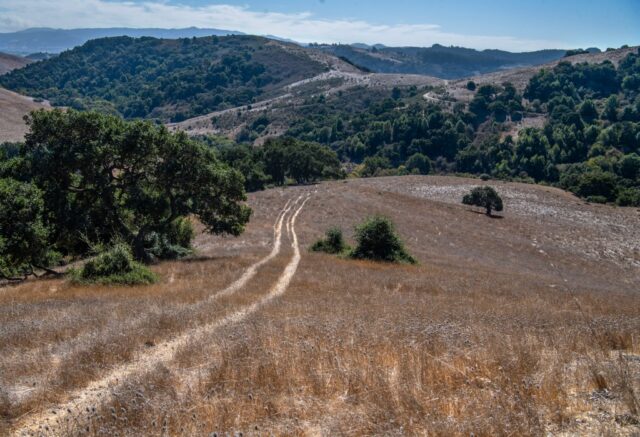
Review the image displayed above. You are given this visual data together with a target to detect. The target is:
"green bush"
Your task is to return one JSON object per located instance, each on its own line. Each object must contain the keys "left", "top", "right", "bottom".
{"left": 145, "top": 217, "right": 196, "bottom": 260}
{"left": 349, "top": 216, "right": 416, "bottom": 264}
{"left": 405, "top": 153, "right": 432, "bottom": 175}
{"left": 586, "top": 195, "right": 608, "bottom": 204}
{"left": 311, "top": 227, "right": 349, "bottom": 254}
{"left": 616, "top": 188, "right": 640, "bottom": 206}
{"left": 70, "top": 243, "right": 157, "bottom": 285}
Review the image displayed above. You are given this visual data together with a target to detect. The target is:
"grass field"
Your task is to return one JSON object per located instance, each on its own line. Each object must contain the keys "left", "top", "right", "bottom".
{"left": 1, "top": 175, "right": 639, "bottom": 436}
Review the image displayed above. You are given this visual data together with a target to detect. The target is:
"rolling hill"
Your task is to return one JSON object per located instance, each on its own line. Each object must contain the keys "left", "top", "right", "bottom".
{"left": 0, "top": 35, "right": 341, "bottom": 122}
{"left": 0, "top": 52, "right": 31, "bottom": 75}
{"left": 0, "top": 27, "right": 242, "bottom": 55}
{"left": 0, "top": 87, "right": 50, "bottom": 142}
{"left": 313, "top": 43, "right": 568, "bottom": 78}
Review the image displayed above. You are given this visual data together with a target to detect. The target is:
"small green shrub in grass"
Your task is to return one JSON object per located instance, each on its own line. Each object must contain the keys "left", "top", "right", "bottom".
{"left": 69, "top": 243, "right": 157, "bottom": 285}
{"left": 349, "top": 216, "right": 416, "bottom": 264}
{"left": 311, "top": 227, "right": 349, "bottom": 254}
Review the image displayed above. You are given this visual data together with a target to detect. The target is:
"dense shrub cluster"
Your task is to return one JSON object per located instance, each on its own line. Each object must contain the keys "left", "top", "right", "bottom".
{"left": 210, "top": 136, "right": 343, "bottom": 191}
{"left": 311, "top": 217, "right": 416, "bottom": 264}
{"left": 69, "top": 244, "right": 157, "bottom": 285}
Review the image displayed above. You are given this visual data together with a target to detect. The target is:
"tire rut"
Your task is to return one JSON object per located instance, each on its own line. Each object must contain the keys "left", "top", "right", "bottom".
{"left": 15, "top": 193, "right": 312, "bottom": 436}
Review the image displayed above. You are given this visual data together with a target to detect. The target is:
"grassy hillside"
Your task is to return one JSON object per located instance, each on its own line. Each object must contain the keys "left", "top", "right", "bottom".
{"left": 2, "top": 176, "right": 638, "bottom": 435}
{"left": 0, "top": 35, "right": 328, "bottom": 121}
{"left": 0, "top": 87, "right": 49, "bottom": 142}
{"left": 0, "top": 52, "right": 31, "bottom": 75}
{"left": 313, "top": 43, "right": 566, "bottom": 78}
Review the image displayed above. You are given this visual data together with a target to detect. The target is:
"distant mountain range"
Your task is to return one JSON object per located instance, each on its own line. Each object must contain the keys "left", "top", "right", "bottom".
{"left": 0, "top": 27, "right": 243, "bottom": 55}
{"left": 313, "top": 44, "right": 570, "bottom": 79}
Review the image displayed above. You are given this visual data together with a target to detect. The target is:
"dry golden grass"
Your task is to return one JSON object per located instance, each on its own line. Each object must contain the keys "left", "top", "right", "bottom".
{"left": 0, "top": 88, "right": 50, "bottom": 142}
{"left": 1, "top": 176, "right": 639, "bottom": 436}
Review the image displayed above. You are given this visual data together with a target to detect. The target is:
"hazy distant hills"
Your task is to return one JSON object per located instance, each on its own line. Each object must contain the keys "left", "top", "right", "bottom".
{"left": 0, "top": 27, "right": 576, "bottom": 80}
{"left": 0, "top": 27, "right": 243, "bottom": 55}
{"left": 313, "top": 44, "right": 569, "bottom": 79}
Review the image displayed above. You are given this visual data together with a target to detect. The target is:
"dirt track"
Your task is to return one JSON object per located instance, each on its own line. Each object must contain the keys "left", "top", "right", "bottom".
{"left": 13, "top": 194, "right": 312, "bottom": 435}
{"left": 2, "top": 176, "right": 639, "bottom": 436}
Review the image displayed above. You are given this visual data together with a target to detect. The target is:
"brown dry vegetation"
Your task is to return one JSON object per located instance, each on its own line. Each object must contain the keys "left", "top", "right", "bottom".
{"left": 0, "top": 88, "right": 50, "bottom": 142}
{"left": 0, "top": 53, "right": 31, "bottom": 76}
{"left": 1, "top": 175, "right": 639, "bottom": 436}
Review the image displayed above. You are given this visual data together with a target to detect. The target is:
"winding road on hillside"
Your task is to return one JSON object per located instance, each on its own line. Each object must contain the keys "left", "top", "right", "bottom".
{"left": 15, "top": 193, "right": 312, "bottom": 436}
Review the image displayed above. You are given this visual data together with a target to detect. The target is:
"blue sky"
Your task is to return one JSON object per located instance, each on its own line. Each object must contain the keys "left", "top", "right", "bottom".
{"left": 0, "top": 0, "right": 638, "bottom": 50}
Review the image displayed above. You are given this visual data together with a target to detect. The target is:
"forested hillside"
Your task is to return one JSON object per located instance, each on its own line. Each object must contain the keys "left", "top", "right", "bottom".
{"left": 226, "top": 48, "right": 640, "bottom": 206}
{"left": 0, "top": 35, "right": 327, "bottom": 121}
{"left": 313, "top": 44, "right": 567, "bottom": 78}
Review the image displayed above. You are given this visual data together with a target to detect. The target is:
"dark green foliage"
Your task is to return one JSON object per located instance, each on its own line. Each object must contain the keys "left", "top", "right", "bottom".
{"left": 0, "top": 178, "right": 57, "bottom": 280}
{"left": 349, "top": 216, "right": 416, "bottom": 264}
{"left": 466, "top": 81, "right": 476, "bottom": 91}
{"left": 616, "top": 187, "right": 640, "bottom": 206}
{"left": 405, "top": 153, "right": 432, "bottom": 175}
{"left": 619, "top": 153, "right": 640, "bottom": 180}
{"left": 261, "top": 137, "right": 342, "bottom": 185}
{"left": 361, "top": 156, "right": 392, "bottom": 177}
{"left": 468, "top": 82, "right": 523, "bottom": 123}
{"left": 69, "top": 243, "right": 157, "bottom": 285}
{"left": 564, "top": 49, "right": 590, "bottom": 57}
{"left": 0, "top": 35, "right": 325, "bottom": 121}
{"left": 310, "top": 227, "right": 349, "bottom": 254}
{"left": 1, "top": 109, "right": 251, "bottom": 267}
{"left": 462, "top": 186, "right": 504, "bottom": 216}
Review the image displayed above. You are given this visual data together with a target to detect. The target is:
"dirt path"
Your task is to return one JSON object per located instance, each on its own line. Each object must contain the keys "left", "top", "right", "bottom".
{"left": 14, "top": 194, "right": 312, "bottom": 436}
{"left": 4, "top": 196, "right": 300, "bottom": 411}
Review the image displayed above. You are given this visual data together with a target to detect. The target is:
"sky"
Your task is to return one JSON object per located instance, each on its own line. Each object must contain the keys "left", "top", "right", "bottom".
{"left": 0, "top": 0, "right": 638, "bottom": 51}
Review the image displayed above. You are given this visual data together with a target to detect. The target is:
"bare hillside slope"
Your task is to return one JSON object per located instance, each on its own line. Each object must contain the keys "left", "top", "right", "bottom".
{"left": 0, "top": 52, "right": 31, "bottom": 75}
{"left": 0, "top": 88, "right": 49, "bottom": 142}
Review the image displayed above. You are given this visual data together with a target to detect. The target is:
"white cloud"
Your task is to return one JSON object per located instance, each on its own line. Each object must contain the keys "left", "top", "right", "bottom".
{"left": 0, "top": 0, "right": 566, "bottom": 50}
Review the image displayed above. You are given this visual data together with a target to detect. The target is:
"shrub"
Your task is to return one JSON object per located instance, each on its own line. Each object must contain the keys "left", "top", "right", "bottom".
{"left": 405, "top": 153, "right": 432, "bottom": 175}
{"left": 466, "top": 81, "right": 477, "bottom": 91}
{"left": 616, "top": 187, "right": 640, "bottom": 206}
{"left": 586, "top": 195, "right": 608, "bottom": 204}
{"left": 480, "top": 173, "right": 491, "bottom": 181}
{"left": 349, "top": 216, "right": 416, "bottom": 264}
{"left": 462, "top": 186, "right": 504, "bottom": 216}
{"left": 146, "top": 217, "right": 196, "bottom": 260}
{"left": 69, "top": 243, "right": 157, "bottom": 285}
{"left": 311, "top": 227, "right": 349, "bottom": 254}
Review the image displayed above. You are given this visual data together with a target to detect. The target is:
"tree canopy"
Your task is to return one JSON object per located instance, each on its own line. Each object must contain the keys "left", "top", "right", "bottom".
{"left": 462, "top": 186, "right": 504, "bottom": 216}
{"left": 1, "top": 110, "right": 251, "bottom": 272}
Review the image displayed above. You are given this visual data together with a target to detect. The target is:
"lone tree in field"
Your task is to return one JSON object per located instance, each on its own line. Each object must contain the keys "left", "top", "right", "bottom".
{"left": 462, "top": 186, "right": 504, "bottom": 216}
{"left": 349, "top": 216, "right": 416, "bottom": 264}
